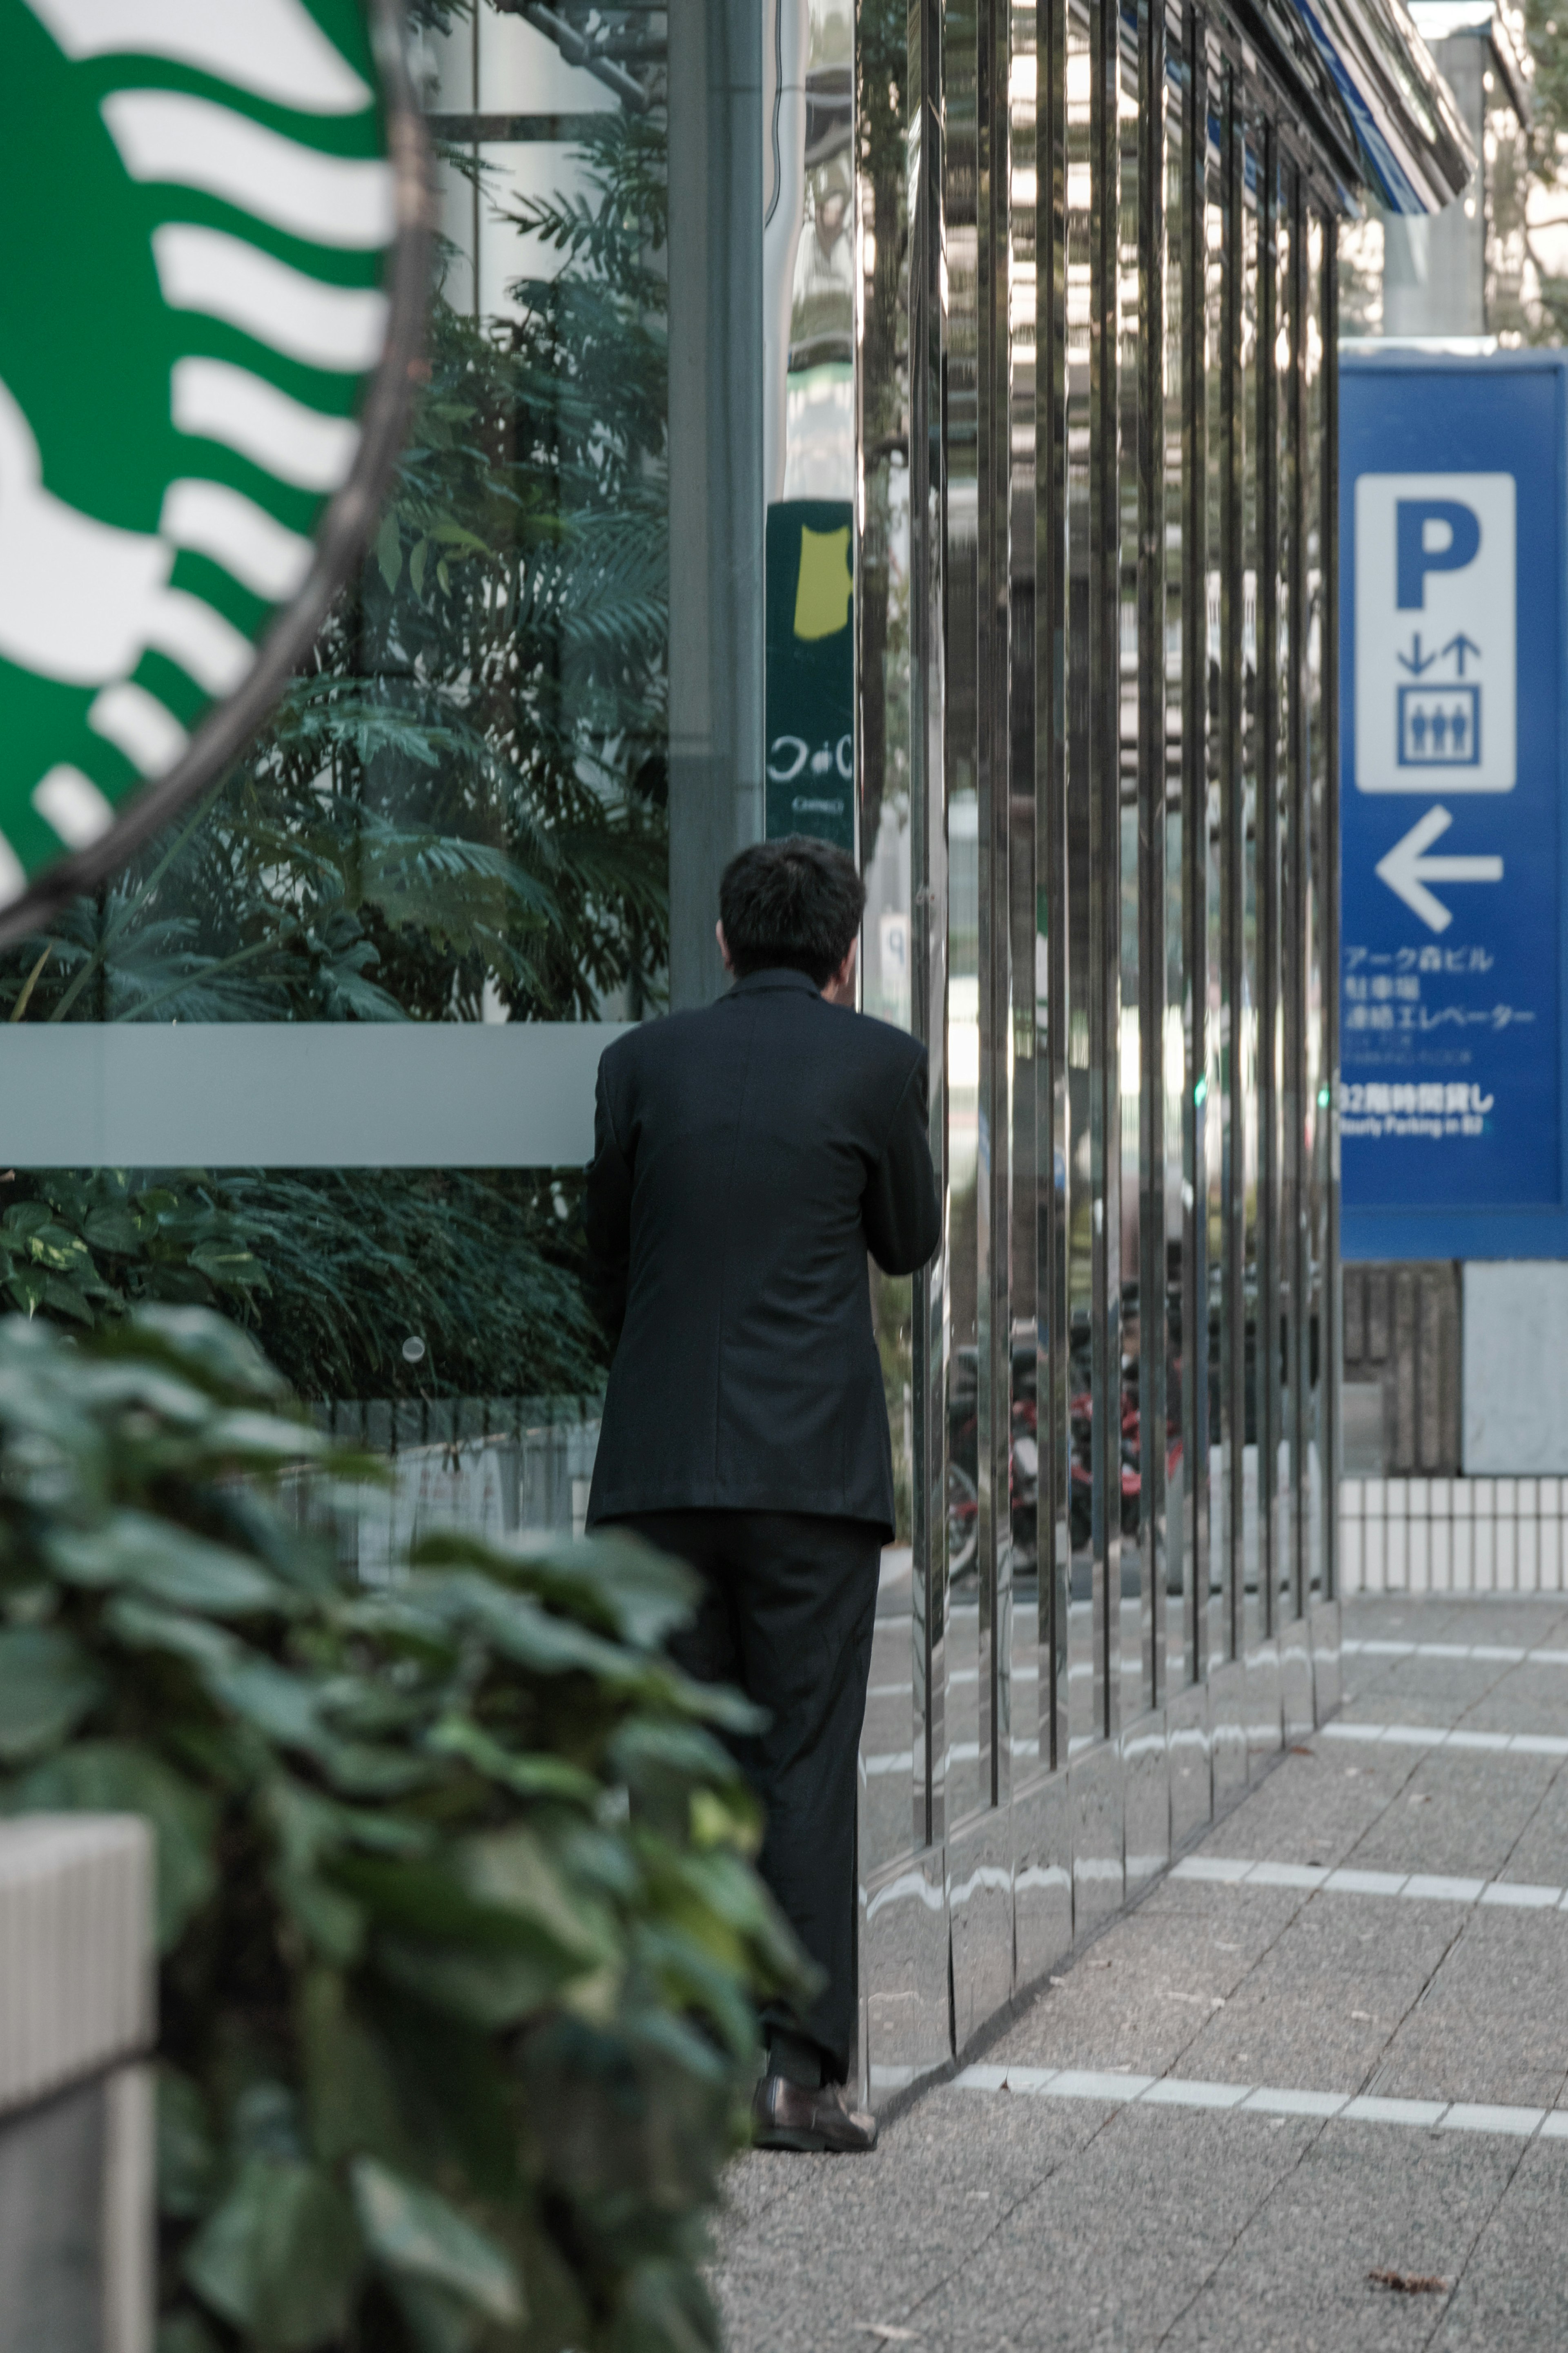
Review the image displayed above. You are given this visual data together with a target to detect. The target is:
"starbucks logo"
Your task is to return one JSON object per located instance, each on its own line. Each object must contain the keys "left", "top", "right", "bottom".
{"left": 0, "top": 0, "right": 426, "bottom": 934}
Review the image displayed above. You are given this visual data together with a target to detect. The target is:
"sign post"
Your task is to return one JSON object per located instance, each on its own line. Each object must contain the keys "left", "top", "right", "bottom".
{"left": 1340, "top": 354, "right": 1568, "bottom": 1258}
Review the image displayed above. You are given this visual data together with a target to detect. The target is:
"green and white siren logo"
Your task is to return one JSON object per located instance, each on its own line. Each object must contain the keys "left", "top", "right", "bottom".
{"left": 0, "top": 0, "right": 426, "bottom": 934}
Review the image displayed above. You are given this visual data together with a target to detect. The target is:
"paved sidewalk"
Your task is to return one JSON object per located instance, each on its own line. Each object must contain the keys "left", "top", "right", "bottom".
{"left": 713, "top": 1597, "right": 1568, "bottom": 2352}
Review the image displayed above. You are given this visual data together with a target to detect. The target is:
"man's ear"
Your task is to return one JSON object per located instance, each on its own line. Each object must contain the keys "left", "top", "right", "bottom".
{"left": 824, "top": 937, "right": 858, "bottom": 1006}
{"left": 715, "top": 921, "right": 734, "bottom": 975}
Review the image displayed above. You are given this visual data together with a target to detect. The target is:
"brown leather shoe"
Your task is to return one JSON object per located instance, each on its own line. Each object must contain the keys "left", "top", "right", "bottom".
{"left": 751, "top": 2073, "right": 879, "bottom": 2153}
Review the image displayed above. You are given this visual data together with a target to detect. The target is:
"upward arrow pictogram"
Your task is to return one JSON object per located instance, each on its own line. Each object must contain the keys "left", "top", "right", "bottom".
{"left": 1442, "top": 633, "right": 1481, "bottom": 676}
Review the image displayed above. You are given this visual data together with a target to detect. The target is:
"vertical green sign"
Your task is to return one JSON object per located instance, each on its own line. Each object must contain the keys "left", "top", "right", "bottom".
{"left": 765, "top": 497, "right": 855, "bottom": 852}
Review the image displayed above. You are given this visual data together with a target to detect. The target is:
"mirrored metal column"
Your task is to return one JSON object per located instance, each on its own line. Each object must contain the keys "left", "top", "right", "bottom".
{"left": 1062, "top": 0, "right": 1095, "bottom": 1785}
{"left": 946, "top": 0, "right": 984, "bottom": 1847}
{"left": 835, "top": 0, "right": 1366, "bottom": 2103}
{"left": 856, "top": 0, "right": 918, "bottom": 1893}
{"left": 1164, "top": 7, "right": 1206, "bottom": 1823}
{"left": 1135, "top": 0, "right": 1172, "bottom": 1746}
{"left": 1009, "top": 0, "right": 1045, "bottom": 1787}
{"left": 1039, "top": 0, "right": 1072, "bottom": 1796}
{"left": 854, "top": 0, "right": 953, "bottom": 2097}
{"left": 1180, "top": 3, "right": 1212, "bottom": 1737}
{"left": 1117, "top": 0, "right": 1145, "bottom": 1755}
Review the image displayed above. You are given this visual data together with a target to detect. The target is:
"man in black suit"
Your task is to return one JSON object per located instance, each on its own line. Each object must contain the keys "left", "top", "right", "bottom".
{"left": 584, "top": 836, "right": 940, "bottom": 2152}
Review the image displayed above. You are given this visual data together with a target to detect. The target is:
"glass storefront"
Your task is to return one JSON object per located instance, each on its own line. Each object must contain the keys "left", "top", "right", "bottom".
{"left": 0, "top": 0, "right": 1467, "bottom": 2099}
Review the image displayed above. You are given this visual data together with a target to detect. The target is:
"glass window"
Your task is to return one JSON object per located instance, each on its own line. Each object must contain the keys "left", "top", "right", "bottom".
{"left": 0, "top": 2, "right": 671, "bottom": 1519}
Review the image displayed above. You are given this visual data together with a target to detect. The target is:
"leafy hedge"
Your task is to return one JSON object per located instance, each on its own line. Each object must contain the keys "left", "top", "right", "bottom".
{"left": 0, "top": 1309, "right": 804, "bottom": 2351}
{"left": 0, "top": 1165, "right": 606, "bottom": 1404}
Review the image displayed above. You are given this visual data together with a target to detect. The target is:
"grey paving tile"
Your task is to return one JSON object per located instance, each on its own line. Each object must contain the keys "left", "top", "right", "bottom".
{"left": 1408, "top": 1600, "right": 1568, "bottom": 1644}
{"left": 1352, "top": 1658, "right": 1517, "bottom": 1715}
{"left": 1176, "top": 1751, "right": 1395, "bottom": 1866}
{"left": 1343, "top": 1600, "right": 1478, "bottom": 1643}
{"left": 1171, "top": 1896, "right": 1462, "bottom": 2092}
{"left": 1492, "top": 1773, "right": 1568, "bottom": 1885}
{"left": 1161, "top": 2125, "right": 1519, "bottom": 2353}
{"left": 1346, "top": 1752, "right": 1561, "bottom": 1876}
{"left": 1431, "top": 2139, "right": 1568, "bottom": 2353}
{"left": 1450, "top": 1694, "right": 1568, "bottom": 1742}
{"left": 1370, "top": 1910, "right": 1568, "bottom": 2108}
{"left": 1486, "top": 1660, "right": 1568, "bottom": 1716}
{"left": 714, "top": 2093, "right": 1103, "bottom": 2353}
{"left": 902, "top": 2107, "right": 1316, "bottom": 2353}
{"left": 715, "top": 1599, "right": 1568, "bottom": 2353}
{"left": 1333, "top": 1692, "right": 1466, "bottom": 1728}
{"left": 985, "top": 1905, "right": 1296, "bottom": 2076}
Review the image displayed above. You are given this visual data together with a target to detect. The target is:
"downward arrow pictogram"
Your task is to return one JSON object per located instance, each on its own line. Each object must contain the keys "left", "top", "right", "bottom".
{"left": 1375, "top": 805, "right": 1503, "bottom": 934}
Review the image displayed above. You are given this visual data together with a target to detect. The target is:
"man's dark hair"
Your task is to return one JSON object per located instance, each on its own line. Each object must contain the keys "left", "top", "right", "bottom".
{"left": 719, "top": 836, "right": 866, "bottom": 986}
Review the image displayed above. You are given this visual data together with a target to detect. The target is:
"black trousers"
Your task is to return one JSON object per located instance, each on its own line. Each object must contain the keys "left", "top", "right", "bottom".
{"left": 610, "top": 1508, "right": 881, "bottom": 2084}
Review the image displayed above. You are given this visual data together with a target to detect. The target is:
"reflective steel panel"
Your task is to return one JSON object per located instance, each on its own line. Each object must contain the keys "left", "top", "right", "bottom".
{"left": 835, "top": 0, "right": 1377, "bottom": 2097}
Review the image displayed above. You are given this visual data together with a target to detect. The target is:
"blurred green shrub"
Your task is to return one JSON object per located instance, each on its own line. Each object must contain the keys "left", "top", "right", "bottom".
{"left": 0, "top": 1165, "right": 605, "bottom": 1403}
{"left": 0, "top": 1308, "right": 802, "bottom": 2352}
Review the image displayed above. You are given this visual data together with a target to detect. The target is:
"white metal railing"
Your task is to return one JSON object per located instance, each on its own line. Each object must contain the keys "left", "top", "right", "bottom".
{"left": 1340, "top": 1476, "right": 1568, "bottom": 1595}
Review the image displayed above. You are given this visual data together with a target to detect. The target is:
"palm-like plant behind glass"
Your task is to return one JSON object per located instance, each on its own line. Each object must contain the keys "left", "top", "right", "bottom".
{"left": 0, "top": 86, "right": 668, "bottom": 1401}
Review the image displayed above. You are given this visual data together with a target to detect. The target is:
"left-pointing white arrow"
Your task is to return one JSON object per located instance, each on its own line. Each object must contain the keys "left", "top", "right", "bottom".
{"left": 1375, "top": 803, "right": 1503, "bottom": 934}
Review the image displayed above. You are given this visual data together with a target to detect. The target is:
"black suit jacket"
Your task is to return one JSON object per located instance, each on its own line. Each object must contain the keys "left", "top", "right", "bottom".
{"left": 583, "top": 968, "right": 941, "bottom": 1536}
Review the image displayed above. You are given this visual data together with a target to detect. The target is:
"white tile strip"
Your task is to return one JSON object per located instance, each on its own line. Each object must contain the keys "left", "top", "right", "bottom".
{"left": 1170, "top": 1853, "right": 1568, "bottom": 1910}
{"left": 1319, "top": 1721, "right": 1568, "bottom": 1756}
{"left": 950, "top": 2066, "right": 1563, "bottom": 2139}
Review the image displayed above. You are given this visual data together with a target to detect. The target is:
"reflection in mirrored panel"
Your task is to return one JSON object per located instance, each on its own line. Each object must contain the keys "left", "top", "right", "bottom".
{"left": 1304, "top": 206, "right": 1328, "bottom": 1601}
{"left": 1238, "top": 116, "right": 1261, "bottom": 1663}
{"left": 1256, "top": 132, "right": 1284, "bottom": 1655}
{"left": 1202, "top": 52, "right": 1225, "bottom": 1677}
{"left": 1063, "top": 0, "right": 1095, "bottom": 1760}
{"left": 1040, "top": 0, "right": 1069, "bottom": 1786}
{"left": 907, "top": 0, "right": 950, "bottom": 1856}
{"left": 979, "top": 0, "right": 1016, "bottom": 1829}
{"left": 855, "top": 0, "right": 921, "bottom": 1882}
{"left": 946, "top": 0, "right": 986, "bottom": 1827}
{"left": 1279, "top": 158, "right": 1302, "bottom": 1627}
{"left": 1118, "top": 15, "right": 1145, "bottom": 1737}
{"left": 1087, "top": 0, "right": 1127, "bottom": 1763}
{"left": 1162, "top": 2, "right": 1190, "bottom": 1704}
{"left": 1137, "top": 0, "right": 1175, "bottom": 1727}
{"left": 1009, "top": 0, "right": 1044, "bottom": 1783}
{"left": 824, "top": 0, "right": 1373, "bottom": 2089}
{"left": 1268, "top": 154, "right": 1292, "bottom": 1635}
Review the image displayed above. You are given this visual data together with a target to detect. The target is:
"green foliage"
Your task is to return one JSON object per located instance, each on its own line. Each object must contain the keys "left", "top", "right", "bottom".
{"left": 0, "top": 1167, "right": 604, "bottom": 1403}
{"left": 0, "top": 1169, "right": 268, "bottom": 1330}
{"left": 0, "top": 1307, "right": 807, "bottom": 2352}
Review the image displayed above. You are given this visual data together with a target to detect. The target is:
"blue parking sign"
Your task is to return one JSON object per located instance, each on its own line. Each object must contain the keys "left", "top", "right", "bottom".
{"left": 1340, "top": 354, "right": 1568, "bottom": 1259}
